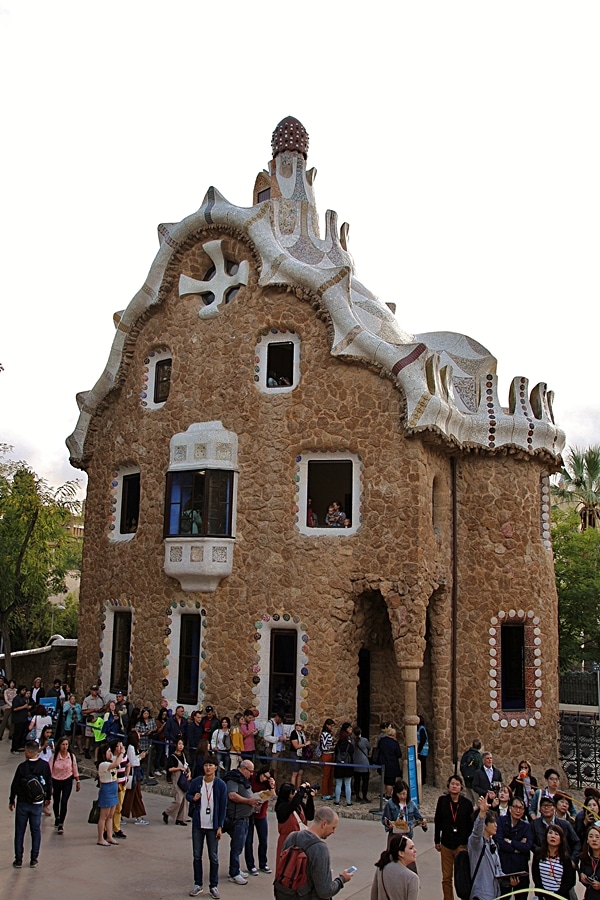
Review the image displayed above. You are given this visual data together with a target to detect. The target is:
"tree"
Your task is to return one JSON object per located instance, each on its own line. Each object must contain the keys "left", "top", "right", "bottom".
{"left": 552, "top": 445, "right": 600, "bottom": 530}
{"left": 0, "top": 446, "right": 81, "bottom": 678}
{"left": 553, "top": 508, "right": 600, "bottom": 671}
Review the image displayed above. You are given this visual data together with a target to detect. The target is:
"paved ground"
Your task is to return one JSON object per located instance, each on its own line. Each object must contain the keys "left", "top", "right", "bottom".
{"left": 0, "top": 746, "right": 586, "bottom": 899}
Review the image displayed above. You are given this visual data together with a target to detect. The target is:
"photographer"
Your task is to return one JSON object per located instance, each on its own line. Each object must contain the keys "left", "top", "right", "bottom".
{"left": 471, "top": 751, "right": 503, "bottom": 798}
{"left": 275, "top": 780, "right": 316, "bottom": 860}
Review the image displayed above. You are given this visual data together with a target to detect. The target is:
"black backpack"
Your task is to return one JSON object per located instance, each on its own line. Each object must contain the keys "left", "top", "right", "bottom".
{"left": 460, "top": 749, "right": 480, "bottom": 787}
{"left": 454, "top": 844, "right": 486, "bottom": 900}
{"left": 22, "top": 772, "right": 46, "bottom": 804}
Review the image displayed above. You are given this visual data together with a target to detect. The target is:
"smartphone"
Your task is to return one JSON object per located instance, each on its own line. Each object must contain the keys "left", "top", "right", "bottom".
{"left": 347, "top": 866, "right": 357, "bottom": 875}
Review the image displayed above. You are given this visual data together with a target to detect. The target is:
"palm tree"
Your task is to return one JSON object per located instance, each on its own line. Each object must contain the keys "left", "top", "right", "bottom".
{"left": 552, "top": 445, "right": 600, "bottom": 530}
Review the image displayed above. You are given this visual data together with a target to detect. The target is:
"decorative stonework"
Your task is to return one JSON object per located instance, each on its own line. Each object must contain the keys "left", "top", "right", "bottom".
{"left": 98, "top": 598, "right": 134, "bottom": 694}
{"left": 540, "top": 474, "right": 552, "bottom": 550}
{"left": 179, "top": 239, "right": 249, "bottom": 319}
{"left": 252, "top": 613, "right": 309, "bottom": 723}
{"left": 489, "top": 609, "right": 542, "bottom": 728}
{"left": 108, "top": 464, "right": 139, "bottom": 543}
{"left": 141, "top": 347, "right": 171, "bottom": 410}
{"left": 162, "top": 601, "right": 207, "bottom": 713}
{"left": 163, "top": 422, "right": 238, "bottom": 591}
{"left": 67, "top": 122, "right": 564, "bottom": 466}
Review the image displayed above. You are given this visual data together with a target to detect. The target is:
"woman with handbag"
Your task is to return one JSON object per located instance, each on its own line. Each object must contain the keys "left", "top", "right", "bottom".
{"left": 96, "top": 740, "right": 125, "bottom": 845}
{"left": 162, "top": 737, "right": 191, "bottom": 825}
{"left": 370, "top": 834, "right": 420, "bottom": 900}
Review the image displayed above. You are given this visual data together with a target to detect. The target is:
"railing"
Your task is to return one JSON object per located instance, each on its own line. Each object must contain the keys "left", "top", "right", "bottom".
{"left": 560, "top": 671, "right": 599, "bottom": 707}
{"left": 559, "top": 711, "right": 600, "bottom": 788}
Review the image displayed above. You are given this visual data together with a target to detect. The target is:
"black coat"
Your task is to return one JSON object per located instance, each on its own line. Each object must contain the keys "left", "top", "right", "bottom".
{"left": 471, "top": 766, "right": 503, "bottom": 797}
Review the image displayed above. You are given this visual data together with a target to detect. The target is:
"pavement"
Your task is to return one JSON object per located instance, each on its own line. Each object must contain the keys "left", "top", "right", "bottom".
{"left": 0, "top": 745, "right": 586, "bottom": 899}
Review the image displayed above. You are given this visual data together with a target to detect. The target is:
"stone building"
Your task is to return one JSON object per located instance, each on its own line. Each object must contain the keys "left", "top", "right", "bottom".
{"left": 67, "top": 116, "right": 565, "bottom": 783}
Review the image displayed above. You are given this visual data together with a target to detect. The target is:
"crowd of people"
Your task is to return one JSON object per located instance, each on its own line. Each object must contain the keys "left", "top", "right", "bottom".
{"left": 6, "top": 673, "right": 599, "bottom": 900}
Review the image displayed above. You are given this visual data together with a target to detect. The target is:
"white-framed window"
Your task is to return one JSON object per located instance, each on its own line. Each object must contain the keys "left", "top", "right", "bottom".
{"left": 141, "top": 348, "right": 172, "bottom": 410}
{"left": 295, "top": 451, "right": 362, "bottom": 536}
{"left": 109, "top": 464, "right": 140, "bottom": 542}
{"left": 99, "top": 601, "right": 134, "bottom": 696}
{"left": 166, "top": 607, "right": 206, "bottom": 712}
{"left": 254, "top": 330, "right": 301, "bottom": 393}
{"left": 253, "top": 618, "right": 307, "bottom": 725}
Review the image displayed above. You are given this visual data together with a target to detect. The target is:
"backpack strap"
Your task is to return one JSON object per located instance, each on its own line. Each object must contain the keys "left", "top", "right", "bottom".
{"left": 472, "top": 840, "right": 487, "bottom": 883}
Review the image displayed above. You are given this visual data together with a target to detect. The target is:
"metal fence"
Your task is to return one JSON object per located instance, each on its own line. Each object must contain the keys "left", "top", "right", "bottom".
{"left": 559, "top": 671, "right": 599, "bottom": 707}
{"left": 559, "top": 712, "right": 600, "bottom": 788}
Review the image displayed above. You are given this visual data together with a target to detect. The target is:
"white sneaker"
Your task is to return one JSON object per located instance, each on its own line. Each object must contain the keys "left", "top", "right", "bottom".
{"left": 134, "top": 818, "right": 149, "bottom": 825}
{"left": 228, "top": 875, "right": 248, "bottom": 885}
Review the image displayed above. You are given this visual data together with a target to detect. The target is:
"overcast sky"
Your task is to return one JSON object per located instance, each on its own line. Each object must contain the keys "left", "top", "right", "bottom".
{"left": 1, "top": 1, "right": 598, "bottom": 492}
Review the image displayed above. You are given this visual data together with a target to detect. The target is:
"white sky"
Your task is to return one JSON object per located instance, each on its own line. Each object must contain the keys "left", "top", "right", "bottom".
{"left": 1, "top": 1, "right": 599, "bottom": 493}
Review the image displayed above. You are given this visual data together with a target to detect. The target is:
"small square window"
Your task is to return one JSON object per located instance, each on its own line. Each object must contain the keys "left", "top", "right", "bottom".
{"left": 267, "top": 342, "right": 294, "bottom": 388}
{"left": 296, "top": 452, "right": 361, "bottom": 536}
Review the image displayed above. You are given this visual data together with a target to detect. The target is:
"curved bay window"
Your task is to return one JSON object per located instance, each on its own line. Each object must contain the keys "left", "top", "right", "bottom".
{"left": 164, "top": 469, "right": 234, "bottom": 538}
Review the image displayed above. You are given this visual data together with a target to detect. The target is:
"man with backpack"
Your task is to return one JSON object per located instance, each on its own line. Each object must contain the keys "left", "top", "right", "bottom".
{"left": 460, "top": 738, "right": 482, "bottom": 806}
{"left": 274, "top": 805, "right": 354, "bottom": 899}
{"left": 9, "top": 739, "right": 52, "bottom": 868}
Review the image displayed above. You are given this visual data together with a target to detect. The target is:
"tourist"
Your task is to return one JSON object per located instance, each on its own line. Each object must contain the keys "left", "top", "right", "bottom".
{"left": 352, "top": 726, "right": 371, "bottom": 803}
{"left": 244, "top": 765, "right": 276, "bottom": 876}
{"left": 163, "top": 736, "right": 191, "bottom": 825}
{"left": 96, "top": 740, "right": 125, "bottom": 845}
{"left": 533, "top": 822, "right": 576, "bottom": 899}
{"left": 333, "top": 723, "right": 354, "bottom": 807}
{"left": 318, "top": 718, "right": 336, "bottom": 800}
{"left": 275, "top": 781, "right": 316, "bottom": 860}
{"left": 9, "top": 739, "right": 52, "bottom": 868}
{"left": 382, "top": 779, "right": 426, "bottom": 856}
{"left": 187, "top": 754, "right": 227, "bottom": 898}
{"left": 434, "top": 774, "right": 474, "bottom": 900}
{"left": 371, "top": 835, "right": 419, "bottom": 900}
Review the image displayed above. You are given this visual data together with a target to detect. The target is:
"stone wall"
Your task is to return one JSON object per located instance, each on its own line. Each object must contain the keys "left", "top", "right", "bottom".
{"left": 1, "top": 641, "right": 77, "bottom": 690}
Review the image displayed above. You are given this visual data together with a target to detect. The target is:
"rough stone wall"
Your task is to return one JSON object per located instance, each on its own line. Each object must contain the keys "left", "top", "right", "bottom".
{"left": 451, "top": 454, "right": 560, "bottom": 778}
{"left": 75, "top": 229, "right": 560, "bottom": 779}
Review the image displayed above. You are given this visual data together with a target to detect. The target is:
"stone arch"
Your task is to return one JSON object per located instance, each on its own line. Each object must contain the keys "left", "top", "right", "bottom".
{"left": 350, "top": 586, "right": 404, "bottom": 738}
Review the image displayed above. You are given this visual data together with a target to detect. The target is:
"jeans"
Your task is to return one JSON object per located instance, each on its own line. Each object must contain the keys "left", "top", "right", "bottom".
{"left": 52, "top": 777, "right": 73, "bottom": 824}
{"left": 228, "top": 817, "right": 249, "bottom": 877}
{"left": 192, "top": 826, "right": 220, "bottom": 888}
{"left": 14, "top": 801, "right": 43, "bottom": 863}
{"left": 335, "top": 776, "right": 352, "bottom": 804}
{"left": 245, "top": 815, "right": 268, "bottom": 870}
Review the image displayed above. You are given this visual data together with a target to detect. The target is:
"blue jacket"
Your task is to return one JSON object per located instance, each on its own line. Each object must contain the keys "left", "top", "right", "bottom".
{"left": 496, "top": 814, "right": 533, "bottom": 874}
{"left": 382, "top": 798, "right": 424, "bottom": 839}
{"left": 187, "top": 775, "right": 227, "bottom": 830}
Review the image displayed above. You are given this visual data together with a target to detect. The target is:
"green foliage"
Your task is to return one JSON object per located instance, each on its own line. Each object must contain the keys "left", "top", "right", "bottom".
{"left": 0, "top": 446, "right": 81, "bottom": 674}
{"left": 553, "top": 508, "right": 600, "bottom": 671}
{"left": 52, "top": 591, "right": 79, "bottom": 639}
{"left": 552, "top": 445, "right": 600, "bottom": 530}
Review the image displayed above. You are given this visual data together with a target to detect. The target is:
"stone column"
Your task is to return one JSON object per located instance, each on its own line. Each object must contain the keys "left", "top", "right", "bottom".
{"left": 401, "top": 667, "right": 421, "bottom": 783}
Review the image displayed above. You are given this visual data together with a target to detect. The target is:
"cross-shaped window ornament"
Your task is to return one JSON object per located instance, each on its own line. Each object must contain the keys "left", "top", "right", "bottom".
{"left": 179, "top": 239, "right": 249, "bottom": 319}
